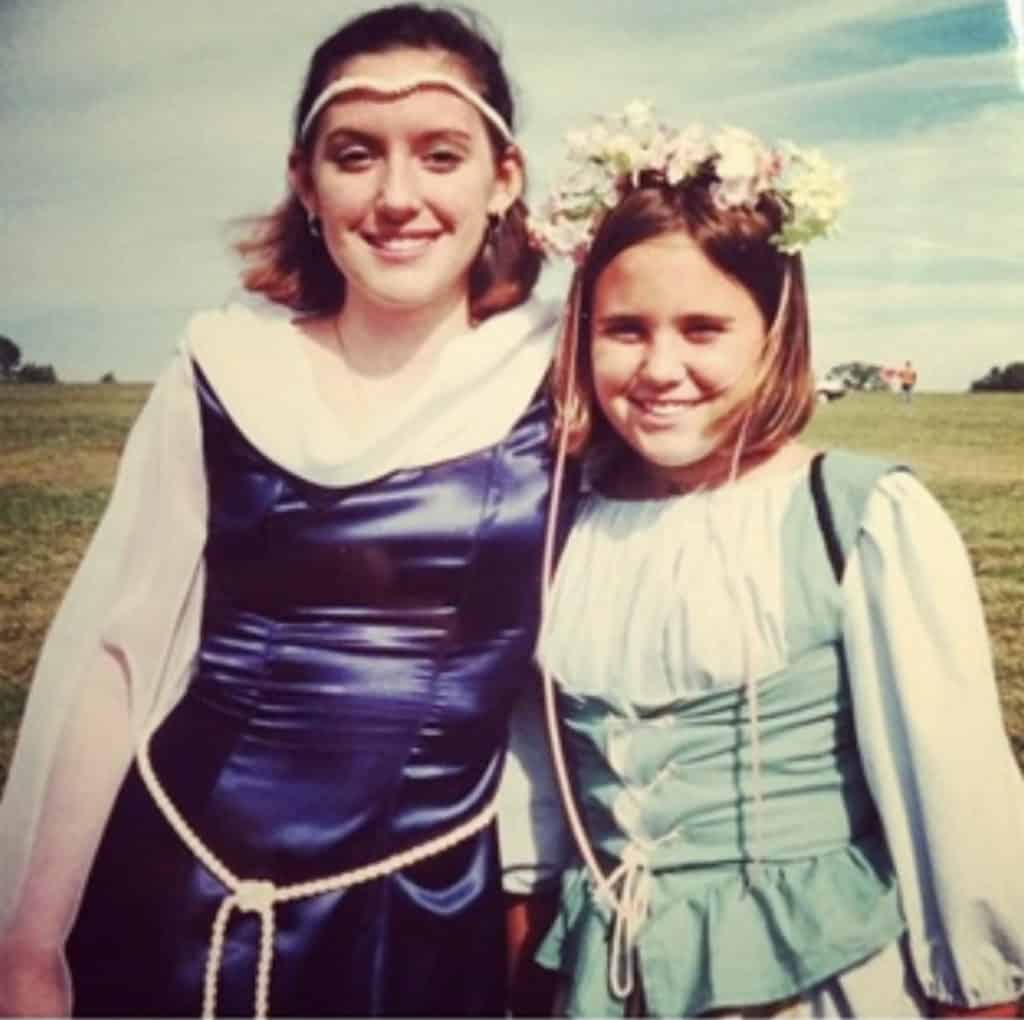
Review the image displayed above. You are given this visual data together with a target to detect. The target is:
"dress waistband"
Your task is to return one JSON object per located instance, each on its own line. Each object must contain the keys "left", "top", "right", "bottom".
{"left": 135, "top": 727, "right": 498, "bottom": 1019}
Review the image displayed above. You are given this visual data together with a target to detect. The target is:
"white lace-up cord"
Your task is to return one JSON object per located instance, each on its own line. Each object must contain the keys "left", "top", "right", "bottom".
{"left": 538, "top": 303, "right": 651, "bottom": 1001}
{"left": 136, "top": 729, "right": 499, "bottom": 1019}
{"left": 606, "top": 844, "right": 653, "bottom": 1000}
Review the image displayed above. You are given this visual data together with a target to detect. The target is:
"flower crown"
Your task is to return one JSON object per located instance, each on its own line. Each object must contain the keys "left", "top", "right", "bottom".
{"left": 528, "top": 101, "right": 848, "bottom": 262}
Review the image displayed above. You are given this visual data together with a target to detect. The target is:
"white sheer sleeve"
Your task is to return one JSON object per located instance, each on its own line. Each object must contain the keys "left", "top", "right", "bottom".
{"left": 497, "top": 675, "right": 572, "bottom": 895}
{"left": 0, "top": 350, "right": 207, "bottom": 941}
{"left": 842, "top": 471, "right": 1024, "bottom": 1007}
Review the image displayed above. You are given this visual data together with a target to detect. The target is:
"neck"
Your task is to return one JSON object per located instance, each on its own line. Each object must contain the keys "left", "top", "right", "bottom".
{"left": 649, "top": 448, "right": 743, "bottom": 495}
{"left": 334, "top": 289, "right": 473, "bottom": 378}
{"left": 639, "top": 441, "right": 806, "bottom": 497}
{"left": 603, "top": 442, "right": 803, "bottom": 499}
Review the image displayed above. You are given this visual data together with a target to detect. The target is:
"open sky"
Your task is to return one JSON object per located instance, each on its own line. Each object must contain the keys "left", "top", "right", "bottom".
{"left": 2, "top": 0, "right": 1022, "bottom": 389}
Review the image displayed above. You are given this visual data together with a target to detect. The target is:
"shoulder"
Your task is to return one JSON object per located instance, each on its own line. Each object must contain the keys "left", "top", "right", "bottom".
{"left": 811, "top": 449, "right": 912, "bottom": 566}
{"left": 177, "top": 298, "right": 303, "bottom": 413}
{"left": 817, "top": 448, "right": 907, "bottom": 494}
{"left": 180, "top": 297, "right": 293, "bottom": 367}
{"left": 816, "top": 450, "right": 965, "bottom": 566}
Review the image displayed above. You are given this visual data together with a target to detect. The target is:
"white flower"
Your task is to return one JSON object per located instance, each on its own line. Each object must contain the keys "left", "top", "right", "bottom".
{"left": 622, "top": 98, "right": 655, "bottom": 130}
{"left": 585, "top": 122, "right": 610, "bottom": 157}
{"left": 642, "top": 128, "right": 674, "bottom": 169}
{"left": 664, "top": 124, "right": 710, "bottom": 184}
{"left": 602, "top": 132, "right": 646, "bottom": 173}
{"left": 530, "top": 104, "right": 846, "bottom": 260}
{"left": 715, "top": 175, "right": 759, "bottom": 208}
{"left": 712, "top": 126, "right": 766, "bottom": 182}
{"left": 565, "top": 129, "right": 591, "bottom": 157}
{"left": 540, "top": 217, "right": 593, "bottom": 258}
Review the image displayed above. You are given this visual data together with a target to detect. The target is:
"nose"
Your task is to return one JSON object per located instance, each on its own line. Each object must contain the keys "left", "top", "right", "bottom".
{"left": 376, "top": 154, "right": 419, "bottom": 221}
{"left": 639, "top": 332, "right": 686, "bottom": 386}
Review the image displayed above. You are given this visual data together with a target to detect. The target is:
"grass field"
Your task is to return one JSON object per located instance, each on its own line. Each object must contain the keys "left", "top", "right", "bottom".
{"left": 1, "top": 385, "right": 1022, "bottom": 788}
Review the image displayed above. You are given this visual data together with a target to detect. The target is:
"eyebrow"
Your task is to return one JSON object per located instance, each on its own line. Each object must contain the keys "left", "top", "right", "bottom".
{"left": 677, "top": 313, "right": 734, "bottom": 328}
{"left": 595, "top": 312, "right": 735, "bottom": 329}
{"left": 594, "top": 313, "right": 646, "bottom": 330}
{"left": 322, "top": 126, "right": 474, "bottom": 147}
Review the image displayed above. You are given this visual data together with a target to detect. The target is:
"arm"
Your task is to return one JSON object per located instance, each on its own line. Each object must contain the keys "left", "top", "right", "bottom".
{"left": 842, "top": 472, "right": 1024, "bottom": 1011}
{"left": 0, "top": 353, "right": 206, "bottom": 1016}
{"left": 498, "top": 675, "right": 571, "bottom": 1015}
{"left": 0, "top": 656, "right": 133, "bottom": 1017}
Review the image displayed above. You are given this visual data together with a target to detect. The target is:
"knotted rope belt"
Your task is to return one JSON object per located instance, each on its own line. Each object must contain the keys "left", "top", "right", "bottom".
{"left": 136, "top": 729, "right": 499, "bottom": 1019}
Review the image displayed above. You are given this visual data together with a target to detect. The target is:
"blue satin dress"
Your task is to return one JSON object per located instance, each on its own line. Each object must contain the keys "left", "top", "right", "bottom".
{"left": 66, "top": 365, "right": 558, "bottom": 1017}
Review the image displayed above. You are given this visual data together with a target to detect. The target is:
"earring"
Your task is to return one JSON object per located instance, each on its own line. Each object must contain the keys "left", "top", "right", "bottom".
{"left": 307, "top": 212, "right": 321, "bottom": 238}
{"left": 484, "top": 210, "right": 505, "bottom": 252}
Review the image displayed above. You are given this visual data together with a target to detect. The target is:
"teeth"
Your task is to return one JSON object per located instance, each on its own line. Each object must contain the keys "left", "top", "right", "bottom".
{"left": 374, "top": 236, "right": 433, "bottom": 251}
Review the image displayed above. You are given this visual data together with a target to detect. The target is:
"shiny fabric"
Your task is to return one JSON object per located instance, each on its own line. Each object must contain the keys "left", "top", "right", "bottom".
{"left": 67, "top": 365, "right": 558, "bottom": 1018}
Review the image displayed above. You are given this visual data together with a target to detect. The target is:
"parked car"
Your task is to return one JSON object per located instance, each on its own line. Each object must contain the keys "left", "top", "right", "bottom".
{"left": 816, "top": 377, "right": 847, "bottom": 402}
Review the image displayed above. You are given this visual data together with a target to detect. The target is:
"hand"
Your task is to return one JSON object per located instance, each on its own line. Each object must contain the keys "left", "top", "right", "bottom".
{"left": 0, "top": 936, "right": 72, "bottom": 1018}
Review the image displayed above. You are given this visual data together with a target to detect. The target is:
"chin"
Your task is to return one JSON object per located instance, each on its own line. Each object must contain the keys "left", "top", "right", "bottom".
{"left": 627, "top": 433, "right": 715, "bottom": 472}
{"left": 359, "top": 278, "right": 464, "bottom": 312}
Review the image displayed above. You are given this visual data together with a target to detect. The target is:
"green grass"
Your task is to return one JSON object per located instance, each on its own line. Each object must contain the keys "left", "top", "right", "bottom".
{"left": 1, "top": 385, "right": 1022, "bottom": 785}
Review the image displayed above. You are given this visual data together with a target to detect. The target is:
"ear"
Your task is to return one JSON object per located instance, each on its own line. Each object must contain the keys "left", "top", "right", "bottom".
{"left": 487, "top": 145, "right": 525, "bottom": 218}
{"left": 288, "top": 148, "right": 317, "bottom": 219}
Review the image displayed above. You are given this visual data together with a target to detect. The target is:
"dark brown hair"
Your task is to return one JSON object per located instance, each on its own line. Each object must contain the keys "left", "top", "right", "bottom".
{"left": 235, "top": 4, "right": 541, "bottom": 319}
{"left": 552, "top": 169, "right": 816, "bottom": 469}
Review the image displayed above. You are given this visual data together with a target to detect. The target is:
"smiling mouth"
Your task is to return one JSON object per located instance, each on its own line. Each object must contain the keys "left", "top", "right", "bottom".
{"left": 630, "top": 394, "right": 706, "bottom": 421}
{"left": 364, "top": 233, "right": 440, "bottom": 260}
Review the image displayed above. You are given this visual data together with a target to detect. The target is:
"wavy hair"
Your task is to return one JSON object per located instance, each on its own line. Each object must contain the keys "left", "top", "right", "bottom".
{"left": 234, "top": 3, "right": 541, "bottom": 320}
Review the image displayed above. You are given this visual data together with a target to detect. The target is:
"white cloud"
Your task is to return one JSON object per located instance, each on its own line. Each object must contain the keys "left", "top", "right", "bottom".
{"left": 2, "top": 0, "right": 1020, "bottom": 384}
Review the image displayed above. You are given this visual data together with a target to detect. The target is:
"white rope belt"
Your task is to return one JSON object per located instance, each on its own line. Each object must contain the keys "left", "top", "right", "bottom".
{"left": 136, "top": 729, "right": 499, "bottom": 1019}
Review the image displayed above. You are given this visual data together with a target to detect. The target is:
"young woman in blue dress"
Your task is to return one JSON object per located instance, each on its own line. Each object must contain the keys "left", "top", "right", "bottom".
{"left": 529, "top": 103, "right": 1024, "bottom": 1017}
{"left": 0, "top": 5, "right": 568, "bottom": 1016}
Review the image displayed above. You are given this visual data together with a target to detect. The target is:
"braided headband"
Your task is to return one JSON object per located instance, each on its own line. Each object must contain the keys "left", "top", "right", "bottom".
{"left": 299, "top": 73, "right": 515, "bottom": 144}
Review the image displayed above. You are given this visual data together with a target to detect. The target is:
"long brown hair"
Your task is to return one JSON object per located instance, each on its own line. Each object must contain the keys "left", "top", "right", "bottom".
{"left": 552, "top": 171, "right": 816, "bottom": 471}
{"left": 234, "top": 4, "right": 541, "bottom": 320}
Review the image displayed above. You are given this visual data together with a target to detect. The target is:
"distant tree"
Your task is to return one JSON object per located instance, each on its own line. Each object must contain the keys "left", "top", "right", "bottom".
{"left": 970, "top": 362, "right": 1024, "bottom": 392}
{"left": 99, "top": 370, "right": 117, "bottom": 384}
{"left": 826, "top": 361, "right": 888, "bottom": 392}
{"left": 17, "top": 362, "right": 58, "bottom": 384}
{"left": 0, "top": 335, "right": 21, "bottom": 380}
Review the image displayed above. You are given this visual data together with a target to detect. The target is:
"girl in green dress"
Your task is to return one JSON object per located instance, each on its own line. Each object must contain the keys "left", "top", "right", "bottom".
{"left": 529, "top": 104, "right": 1024, "bottom": 1018}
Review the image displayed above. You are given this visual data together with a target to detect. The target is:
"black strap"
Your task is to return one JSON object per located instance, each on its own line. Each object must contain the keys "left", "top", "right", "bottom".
{"left": 809, "top": 452, "right": 845, "bottom": 583}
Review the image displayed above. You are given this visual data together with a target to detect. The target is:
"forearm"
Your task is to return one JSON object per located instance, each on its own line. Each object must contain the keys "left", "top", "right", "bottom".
{"left": 3, "top": 650, "right": 134, "bottom": 945}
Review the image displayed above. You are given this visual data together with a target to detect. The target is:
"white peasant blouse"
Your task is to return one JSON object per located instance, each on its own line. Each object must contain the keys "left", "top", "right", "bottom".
{"left": 536, "top": 464, "right": 1024, "bottom": 1009}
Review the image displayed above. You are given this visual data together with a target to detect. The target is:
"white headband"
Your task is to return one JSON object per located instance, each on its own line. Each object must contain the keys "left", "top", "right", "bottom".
{"left": 299, "top": 73, "right": 515, "bottom": 144}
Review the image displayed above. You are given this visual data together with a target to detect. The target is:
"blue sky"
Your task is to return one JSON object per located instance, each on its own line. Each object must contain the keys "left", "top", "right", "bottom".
{"left": 1, "top": 0, "right": 1021, "bottom": 389}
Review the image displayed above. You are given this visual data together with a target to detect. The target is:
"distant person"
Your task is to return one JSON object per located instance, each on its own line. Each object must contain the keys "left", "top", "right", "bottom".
{"left": 0, "top": 5, "right": 569, "bottom": 1016}
{"left": 528, "top": 104, "right": 1024, "bottom": 1016}
{"left": 899, "top": 359, "right": 918, "bottom": 402}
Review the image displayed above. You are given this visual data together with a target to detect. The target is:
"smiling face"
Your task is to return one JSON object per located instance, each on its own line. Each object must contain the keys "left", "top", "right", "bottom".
{"left": 291, "top": 47, "right": 522, "bottom": 321}
{"left": 590, "top": 230, "right": 768, "bottom": 491}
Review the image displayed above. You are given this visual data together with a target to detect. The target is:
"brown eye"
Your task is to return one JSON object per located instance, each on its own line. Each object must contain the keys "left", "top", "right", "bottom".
{"left": 687, "top": 329, "right": 721, "bottom": 345}
{"left": 423, "top": 148, "right": 463, "bottom": 172}
{"left": 598, "top": 317, "right": 646, "bottom": 343}
{"left": 331, "top": 146, "right": 374, "bottom": 171}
